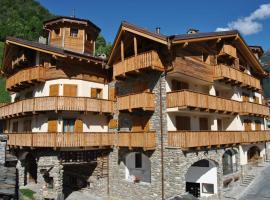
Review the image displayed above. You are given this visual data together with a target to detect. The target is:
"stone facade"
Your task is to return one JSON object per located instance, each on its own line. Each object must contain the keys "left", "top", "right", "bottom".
{"left": 0, "top": 135, "right": 7, "bottom": 165}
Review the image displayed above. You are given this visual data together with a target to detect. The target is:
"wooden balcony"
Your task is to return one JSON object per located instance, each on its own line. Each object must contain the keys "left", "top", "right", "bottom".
{"left": 214, "top": 64, "right": 261, "bottom": 91}
{"left": 117, "top": 92, "right": 155, "bottom": 111}
{"left": 6, "top": 132, "right": 115, "bottom": 148}
{"left": 241, "top": 101, "right": 269, "bottom": 117}
{"left": 167, "top": 90, "right": 242, "bottom": 114}
{"left": 117, "top": 132, "right": 156, "bottom": 150}
{"left": 0, "top": 96, "right": 114, "bottom": 118}
{"left": 168, "top": 131, "right": 270, "bottom": 149}
{"left": 6, "top": 66, "right": 46, "bottom": 92}
{"left": 6, "top": 132, "right": 156, "bottom": 150}
{"left": 113, "top": 50, "right": 164, "bottom": 79}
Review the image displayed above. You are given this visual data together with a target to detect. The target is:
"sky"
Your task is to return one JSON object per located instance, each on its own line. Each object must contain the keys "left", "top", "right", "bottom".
{"left": 37, "top": 0, "right": 270, "bottom": 50}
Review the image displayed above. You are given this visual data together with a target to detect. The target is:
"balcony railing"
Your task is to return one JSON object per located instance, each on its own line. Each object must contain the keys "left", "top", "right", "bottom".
{"left": 117, "top": 92, "right": 155, "bottom": 111}
{"left": 241, "top": 101, "right": 269, "bottom": 117}
{"left": 6, "top": 66, "right": 46, "bottom": 91}
{"left": 168, "top": 131, "right": 270, "bottom": 148}
{"left": 214, "top": 64, "right": 261, "bottom": 91}
{"left": 167, "top": 90, "right": 269, "bottom": 117}
{"left": 117, "top": 132, "right": 156, "bottom": 150}
{"left": 113, "top": 50, "right": 164, "bottom": 78}
{"left": 0, "top": 96, "right": 114, "bottom": 118}
{"left": 6, "top": 132, "right": 115, "bottom": 148}
{"left": 6, "top": 132, "right": 156, "bottom": 149}
{"left": 167, "top": 90, "right": 242, "bottom": 114}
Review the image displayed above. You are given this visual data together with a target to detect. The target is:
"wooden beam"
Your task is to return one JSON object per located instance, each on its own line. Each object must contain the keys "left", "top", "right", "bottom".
{"left": 134, "top": 36, "right": 137, "bottom": 56}
{"left": 121, "top": 40, "right": 124, "bottom": 61}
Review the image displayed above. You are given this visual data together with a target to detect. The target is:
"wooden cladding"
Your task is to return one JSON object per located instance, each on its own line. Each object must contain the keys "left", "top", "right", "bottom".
{"left": 6, "top": 66, "right": 45, "bottom": 91}
{"left": 168, "top": 131, "right": 270, "bottom": 148}
{"left": 113, "top": 50, "right": 164, "bottom": 78}
{"left": 63, "top": 84, "right": 77, "bottom": 97}
{"left": 0, "top": 96, "right": 113, "bottom": 118}
{"left": 167, "top": 90, "right": 269, "bottom": 117}
{"left": 6, "top": 132, "right": 156, "bottom": 149}
{"left": 117, "top": 92, "right": 155, "bottom": 111}
{"left": 219, "top": 44, "right": 237, "bottom": 58}
{"left": 214, "top": 64, "right": 261, "bottom": 91}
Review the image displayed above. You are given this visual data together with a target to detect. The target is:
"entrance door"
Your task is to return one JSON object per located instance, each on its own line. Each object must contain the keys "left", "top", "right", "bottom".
{"left": 186, "top": 182, "right": 200, "bottom": 198}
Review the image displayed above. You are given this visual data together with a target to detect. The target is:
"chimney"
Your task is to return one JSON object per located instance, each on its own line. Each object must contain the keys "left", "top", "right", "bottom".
{"left": 187, "top": 28, "right": 199, "bottom": 34}
{"left": 156, "top": 27, "right": 161, "bottom": 34}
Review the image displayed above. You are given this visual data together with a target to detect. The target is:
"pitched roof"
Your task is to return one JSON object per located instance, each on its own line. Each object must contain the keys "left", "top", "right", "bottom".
{"left": 43, "top": 16, "right": 101, "bottom": 33}
{"left": 5, "top": 36, "right": 105, "bottom": 62}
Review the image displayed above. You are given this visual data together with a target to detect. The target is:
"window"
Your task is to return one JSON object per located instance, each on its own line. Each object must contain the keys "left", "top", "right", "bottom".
{"left": 202, "top": 183, "right": 214, "bottom": 194}
{"left": 63, "top": 119, "right": 75, "bottom": 133}
{"left": 23, "top": 120, "right": 32, "bottom": 132}
{"left": 63, "top": 84, "right": 77, "bottom": 97}
{"left": 255, "top": 120, "right": 261, "bottom": 131}
{"left": 91, "top": 88, "right": 102, "bottom": 99}
{"left": 12, "top": 121, "right": 18, "bottom": 132}
{"left": 25, "top": 91, "right": 33, "bottom": 99}
{"left": 176, "top": 116, "right": 191, "bottom": 130}
{"left": 171, "top": 80, "right": 189, "bottom": 91}
{"left": 135, "top": 153, "right": 142, "bottom": 168}
{"left": 70, "top": 28, "right": 78, "bottom": 37}
{"left": 244, "top": 119, "right": 252, "bottom": 131}
{"left": 199, "top": 118, "right": 209, "bottom": 130}
{"left": 217, "top": 119, "right": 222, "bottom": 131}
{"left": 253, "top": 96, "right": 260, "bottom": 104}
{"left": 243, "top": 93, "right": 250, "bottom": 102}
{"left": 222, "top": 151, "right": 233, "bottom": 175}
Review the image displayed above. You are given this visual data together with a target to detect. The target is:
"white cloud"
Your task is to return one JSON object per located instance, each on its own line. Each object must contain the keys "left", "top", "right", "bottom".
{"left": 216, "top": 4, "right": 270, "bottom": 35}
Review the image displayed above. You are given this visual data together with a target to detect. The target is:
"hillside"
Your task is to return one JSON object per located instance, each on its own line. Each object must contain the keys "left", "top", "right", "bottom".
{"left": 261, "top": 50, "right": 270, "bottom": 98}
{"left": 0, "top": 0, "right": 111, "bottom": 103}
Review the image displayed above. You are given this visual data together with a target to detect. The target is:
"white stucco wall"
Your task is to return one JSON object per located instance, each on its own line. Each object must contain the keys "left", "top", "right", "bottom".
{"left": 239, "top": 143, "right": 266, "bottom": 165}
{"left": 185, "top": 161, "right": 218, "bottom": 197}
{"left": 11, "top": 79, "right": 109, "bottom": 102}
{"left": 8, "top": 113, "right": 108, "bottom": 133}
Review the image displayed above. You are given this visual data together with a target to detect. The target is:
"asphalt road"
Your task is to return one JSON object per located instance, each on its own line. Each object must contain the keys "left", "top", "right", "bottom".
{"left": 239, "top": 165, "right": 270, "bottom": 200}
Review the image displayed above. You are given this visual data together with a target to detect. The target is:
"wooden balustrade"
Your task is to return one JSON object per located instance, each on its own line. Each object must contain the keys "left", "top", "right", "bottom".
{"left": 6, "top": 132, "right": 156, "bottom": 149}
{"left": 214, "top": 64, "right": 261, "bottom": 91}
{"left": 0, "top": 96, "right": 114, "bottom": 118}
{"left": 6, "top": 66, "right": 46, "bottom": 91}
{"left": 167, "top": 90, "right": 241, "bottom": 114}
{"left": 168, "top": 131, "right": 270, "bottom": 148}
{"left": 6, "top": 132, "right": 115, "bottom": 148}
{"left": 113, "top": 50, "right": 164, "bottom": 78}
{"left": 117, "top": 92, "right": 155, "bottom": 111}
{"left": 117, "top": 132, "right": 156, "bottom": 150}
{"left": 167, "top": 90, "right": 269, "bottom": 117}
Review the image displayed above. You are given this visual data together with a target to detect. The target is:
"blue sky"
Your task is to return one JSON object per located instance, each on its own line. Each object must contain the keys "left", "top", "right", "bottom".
{"left": 37, "top": 0, "right": 270, "bottom": 50}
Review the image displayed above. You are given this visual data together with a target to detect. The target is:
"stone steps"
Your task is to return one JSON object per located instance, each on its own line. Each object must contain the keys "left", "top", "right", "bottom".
{"left": 240, "top": 175, "right": 255, "bottom": 187}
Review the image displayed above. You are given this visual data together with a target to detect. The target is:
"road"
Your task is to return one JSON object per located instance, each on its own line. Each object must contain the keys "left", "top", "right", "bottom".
{"left": 239, "top": 164, "right": 270, "bottom": 200}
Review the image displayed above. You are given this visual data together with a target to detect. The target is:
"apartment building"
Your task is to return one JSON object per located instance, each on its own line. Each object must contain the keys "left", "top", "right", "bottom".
{"left": 0, "top": 17, "right": 270, "bottom": 200}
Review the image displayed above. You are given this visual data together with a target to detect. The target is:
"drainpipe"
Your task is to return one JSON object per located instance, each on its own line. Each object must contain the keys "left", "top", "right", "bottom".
{"left": 159, "top": 72, "right": 165, "bottom": 200}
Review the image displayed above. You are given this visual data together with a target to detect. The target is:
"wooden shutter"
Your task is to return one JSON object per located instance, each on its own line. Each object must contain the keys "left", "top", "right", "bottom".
{"left": 132, "top": 116, "right": 142, "bottom": 131}
{"left": 108, "top": 119, "right": 118, "bottom": 129}
{"left": 64, "top": 84, "right": 77, "bottom": 97}
{"left": 109, "top": 87, "right": 115, "bottom": 100}
{"left": 49, "top": 84, "right": 59, "bottom": 96}
{"left": 91, "top": 88, "right": 97, "bottom": 98}
{"left": 244, "top": 120, "right": 252, "bottom": 131}
{"left": 199, "top": 118, "right": 209, "bottom": 130}
{"left": 48, "top": 119, "right": 58, "bottom": 132}
{"left": 243, "top": 93, "right": 249, "bottom": 102}
{"left": 176, "top": 116, "right": 190, "bottom": 130}
{"left": 75, "top": 119, "right": 83, "bottom": 132}
{"left": 255, "top": 121, "right": 261, "bottom": 131}
{"left": 254, "top": 96, "right": 259, "bottom": 104}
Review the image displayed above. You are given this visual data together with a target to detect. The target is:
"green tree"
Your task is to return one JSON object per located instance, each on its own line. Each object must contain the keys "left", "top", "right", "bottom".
{"left": 95, "top": 35, "right": 112, "bottom": 57}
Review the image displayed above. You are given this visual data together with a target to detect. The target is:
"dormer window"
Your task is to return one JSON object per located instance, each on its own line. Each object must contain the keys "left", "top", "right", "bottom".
{"left": 54, "top": 28, "right": 60, "bottom": 36}
{"left": 70, "top": 28, "right": 78, "bottom": 37}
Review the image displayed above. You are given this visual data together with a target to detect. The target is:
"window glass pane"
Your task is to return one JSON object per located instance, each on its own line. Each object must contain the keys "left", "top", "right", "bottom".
{"left": 69, "top": 120, "right": 75, "bottom": 132}
{"left": 63, "top": 120, "right": 68, "bottom": 132}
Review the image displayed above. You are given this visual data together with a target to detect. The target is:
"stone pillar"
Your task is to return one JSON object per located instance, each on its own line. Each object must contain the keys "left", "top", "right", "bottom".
{"left": 0, "top": 135, "right": 7, "bottom": 165}
{"left": 16, "top": 159, "right": 25, "bottom": 187}
{"left": 37, "top": 155, "right": 64, "bottom": 200}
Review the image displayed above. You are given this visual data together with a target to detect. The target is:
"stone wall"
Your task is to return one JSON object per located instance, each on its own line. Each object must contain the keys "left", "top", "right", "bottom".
{"left": 0, "top": 135, "right": 7, "bottom": 165}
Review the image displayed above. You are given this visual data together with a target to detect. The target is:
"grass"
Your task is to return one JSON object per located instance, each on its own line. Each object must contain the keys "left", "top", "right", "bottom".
{"left": 19, "top": 189, "right": 36, "bottom": 200}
